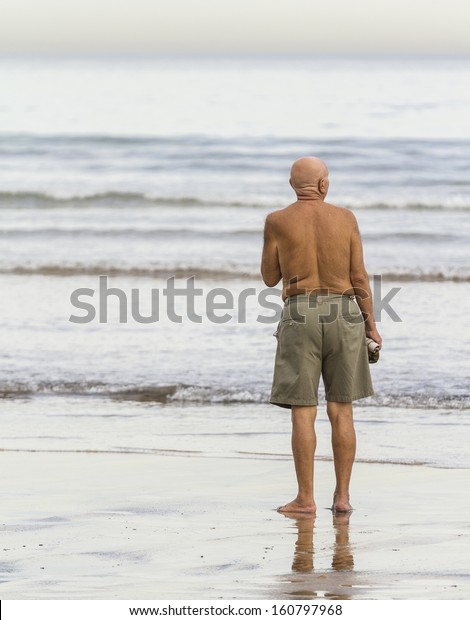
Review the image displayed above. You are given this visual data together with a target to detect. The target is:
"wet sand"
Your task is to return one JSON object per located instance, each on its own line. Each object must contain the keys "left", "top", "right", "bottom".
{"left": 0, "top": 450, "right": 469, "bottom": 599}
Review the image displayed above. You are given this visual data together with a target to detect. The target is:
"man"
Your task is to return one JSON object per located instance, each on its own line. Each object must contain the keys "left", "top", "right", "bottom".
{"left": 261, "top": 157, "right": 381, "bottom": 514}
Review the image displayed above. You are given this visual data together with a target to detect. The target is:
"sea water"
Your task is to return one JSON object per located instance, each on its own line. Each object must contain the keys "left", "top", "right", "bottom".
{"left": 1, "top": 55, "right": 469, "bottom": 468}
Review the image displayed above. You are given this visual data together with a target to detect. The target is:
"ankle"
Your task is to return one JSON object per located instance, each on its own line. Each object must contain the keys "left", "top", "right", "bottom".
{"left": 296, "top": 493, "right": 315, "bottom": 506}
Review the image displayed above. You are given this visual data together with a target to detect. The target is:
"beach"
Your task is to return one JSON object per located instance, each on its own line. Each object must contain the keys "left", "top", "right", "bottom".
{"left": 1, "top": 446, "right": 469, "bottom": 599}
{"left": 1, "top": 54, "right": 470, "bottom": 600}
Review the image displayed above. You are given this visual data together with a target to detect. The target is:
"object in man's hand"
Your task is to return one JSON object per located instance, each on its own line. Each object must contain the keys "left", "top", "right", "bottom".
{"left": 366, "top": 337, "right": 380, "bottom": 364}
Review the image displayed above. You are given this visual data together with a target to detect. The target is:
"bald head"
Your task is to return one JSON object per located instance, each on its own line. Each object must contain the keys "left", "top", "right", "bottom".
{"left": 290, "top": 157, "right": 329, "bottom": 200}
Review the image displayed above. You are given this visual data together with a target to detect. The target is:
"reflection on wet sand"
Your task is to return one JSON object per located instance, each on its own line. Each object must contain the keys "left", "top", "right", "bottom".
{"left": 276, "top": 511, "right": 356, "bottom": 600}
{"left": 286, "top": 511, "right": 354, "bottom": 574}
{"left": 291, "top": 514, "right": 316, "bottom": 573}
{"left": 331, "top": 512, "right": 354, "bottom": 571}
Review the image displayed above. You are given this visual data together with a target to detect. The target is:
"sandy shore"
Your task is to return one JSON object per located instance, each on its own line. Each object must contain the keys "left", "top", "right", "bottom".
{"left": 0, "top": 449, "right": 469, "bottom": 599}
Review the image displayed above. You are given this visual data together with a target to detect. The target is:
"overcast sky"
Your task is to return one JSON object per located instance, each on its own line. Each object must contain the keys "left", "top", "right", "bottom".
{"left": 1, "top": 0, "right": 470, "bottom": 55}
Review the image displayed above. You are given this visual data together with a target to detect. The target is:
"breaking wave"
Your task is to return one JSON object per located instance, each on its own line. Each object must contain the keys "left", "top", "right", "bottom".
{"left": 1, "top": 381, "right": 469, "bottom": 409}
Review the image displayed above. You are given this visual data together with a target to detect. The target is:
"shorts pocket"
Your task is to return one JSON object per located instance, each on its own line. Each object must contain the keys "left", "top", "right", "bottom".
{"left": 340, "top": 300, "right": 363, "bottom": 324}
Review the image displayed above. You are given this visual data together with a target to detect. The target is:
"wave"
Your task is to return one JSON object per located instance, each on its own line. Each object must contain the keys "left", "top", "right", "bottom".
{"left": 2, "top": 264, "right": 470, "bottom": 282}
{"left": 0, "top": 227, "right": 260, "bottom": 238}
{"left": 0, "top": 228, "right": 461, "bottom": 242}
{"left": 1, "top": 190, "right": 470, "bottom": 211}
{"left": 350, "top": 201, "right": 470, "bottom": 211}
{"left": 378, "top": 270, "right": 470, "bottom": 283}
{"left": 0, "top": 191, "right": 241, "bottom": 209}
{"left": 367, "top": 393, "right": 470, "bottom": 411}
{"left": 171, "top": 387, "right": 470, "bottom": 410}
{"left": 1, "top": 381, "right": 469, "bottom": 409}
{"left": 1, "top": 264, "right": 258, "bottom": 279}
{"left": 3, "top": 132, "right": 470, "bottom": 154}
{"left": 362, "top": 232, "right": 460, "bottom": 242}
{"left": 0, "top": 382, "right": 268, "bottom": 404}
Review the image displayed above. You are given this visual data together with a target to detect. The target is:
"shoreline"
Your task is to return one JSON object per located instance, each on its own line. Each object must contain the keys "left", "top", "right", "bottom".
{"left": 0, "top": 446, "right": 434, "bottom": 468}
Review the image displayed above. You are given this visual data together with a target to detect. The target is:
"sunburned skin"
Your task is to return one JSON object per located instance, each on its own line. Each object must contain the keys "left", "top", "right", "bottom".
{"left": 264, "top": 157, "right": 356, "bottom": 297}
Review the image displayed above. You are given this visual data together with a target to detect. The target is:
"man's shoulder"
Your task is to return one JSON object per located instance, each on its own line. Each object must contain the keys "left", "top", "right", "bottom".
{"left": 324, "top": 202, "right": 357, "bottom": 223}
{"left": 325, "top": 203, "right": 357, "bottom": 228}
{"left": 266, "top": 201, "right": 356, "bottom": 224}
{"left": 264, "top": 204, "right": 293, "bottom": 224}
{"left": 270, "top": 202, "right": 297, "bottom": 215}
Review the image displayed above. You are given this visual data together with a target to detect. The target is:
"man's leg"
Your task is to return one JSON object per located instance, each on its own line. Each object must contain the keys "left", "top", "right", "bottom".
{"left": 326, "top": 401, "right": 356, "bottom": 512}
{"left": 278, "top": 405, "right": 317, "bottom": 514}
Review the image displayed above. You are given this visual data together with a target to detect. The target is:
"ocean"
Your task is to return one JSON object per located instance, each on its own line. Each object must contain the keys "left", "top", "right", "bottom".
{"left": 1, "top": 54, "right": 469, "bottom": 469}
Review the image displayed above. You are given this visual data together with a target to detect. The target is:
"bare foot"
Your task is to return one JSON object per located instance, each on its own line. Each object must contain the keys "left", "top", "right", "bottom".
{"left": 332, "top": 493, "right": 353, "bottom": 513}
{"left": 277, "top": 498, "right": 317, "bottom": 514}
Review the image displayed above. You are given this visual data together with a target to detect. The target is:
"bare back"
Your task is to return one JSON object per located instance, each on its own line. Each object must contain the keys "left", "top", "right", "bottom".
{"left": 271, "top": 200, "right": 356, "bottom": 297}
{"left": 261, "top": 155, "right": 381, "bottom": 346}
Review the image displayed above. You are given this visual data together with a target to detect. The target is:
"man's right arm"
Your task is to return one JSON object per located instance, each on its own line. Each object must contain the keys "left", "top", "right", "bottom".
{"left": 261, "top": 214, "right": 282, "bottom": 287}
{"left": 349, "top": 214, "right": 382, "bottom": 348}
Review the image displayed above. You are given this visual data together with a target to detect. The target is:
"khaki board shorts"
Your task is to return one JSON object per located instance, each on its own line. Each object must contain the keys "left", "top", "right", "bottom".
{"left": 270, "top": 294, "right": 374, "bottom": 409}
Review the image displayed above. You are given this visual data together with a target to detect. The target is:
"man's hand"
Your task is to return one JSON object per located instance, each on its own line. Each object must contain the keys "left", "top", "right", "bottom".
{"left": 365, "top": 327, "right": 382, "bottom": 349}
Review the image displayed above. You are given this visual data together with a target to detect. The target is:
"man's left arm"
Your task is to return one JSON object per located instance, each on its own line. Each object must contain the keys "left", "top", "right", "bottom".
{"left": 261, "top": 215, "right": 282, "bottom": 287}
